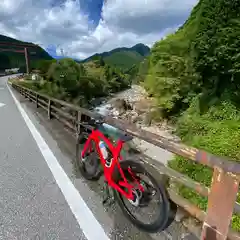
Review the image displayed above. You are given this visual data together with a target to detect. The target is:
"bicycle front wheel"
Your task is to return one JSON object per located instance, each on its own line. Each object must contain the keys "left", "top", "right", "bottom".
{"left": 114, "top": 160, "right": 170, "bottom": 233}
{"left": 76, "top": 138, "right": 101, "bottom": 181}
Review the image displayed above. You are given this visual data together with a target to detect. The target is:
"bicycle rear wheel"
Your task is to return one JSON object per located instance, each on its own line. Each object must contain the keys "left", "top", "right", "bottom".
{"left": 114, "top": 160, "right": 170, "bottom": 233}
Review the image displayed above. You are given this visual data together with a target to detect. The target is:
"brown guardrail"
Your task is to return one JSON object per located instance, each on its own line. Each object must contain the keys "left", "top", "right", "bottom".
{"left": 11, "top": 82, "right": 240, "bottom": 240}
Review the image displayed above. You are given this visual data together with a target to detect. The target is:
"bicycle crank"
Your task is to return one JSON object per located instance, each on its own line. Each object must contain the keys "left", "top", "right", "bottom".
{"left": 102, "top": 181, "right": 115, "bottom": 207}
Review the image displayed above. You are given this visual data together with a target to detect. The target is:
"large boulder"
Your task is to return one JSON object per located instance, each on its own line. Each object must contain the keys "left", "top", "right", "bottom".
{"left": 112, "top": 99, "right": 132, "bottom": 114}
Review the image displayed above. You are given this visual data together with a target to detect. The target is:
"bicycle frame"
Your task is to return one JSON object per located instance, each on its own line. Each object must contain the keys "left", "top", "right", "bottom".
{"left": 81, "top": 129, "right": 144, "bottom": 200}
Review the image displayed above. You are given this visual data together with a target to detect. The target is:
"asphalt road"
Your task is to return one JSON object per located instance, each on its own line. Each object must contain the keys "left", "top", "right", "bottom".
{"left": 0, "top": 75, "right": 197, "bottom": 240}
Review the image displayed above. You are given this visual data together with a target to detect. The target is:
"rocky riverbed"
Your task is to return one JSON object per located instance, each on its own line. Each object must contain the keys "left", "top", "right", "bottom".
{"left": 94, "top": 85, "right": 180, "bottom": 165}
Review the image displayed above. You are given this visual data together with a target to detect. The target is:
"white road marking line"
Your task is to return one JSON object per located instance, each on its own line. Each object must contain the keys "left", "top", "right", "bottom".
{"left": 0, "top": 102, "right": 5, "bottom": 108}
{"left": 7, "top": 83, "right": 110, "bottom": 240}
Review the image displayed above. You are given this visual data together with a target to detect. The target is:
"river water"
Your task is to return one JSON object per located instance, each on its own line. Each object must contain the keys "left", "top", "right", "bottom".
{"left": 92, "top": 85, "right": 175, "bottom": 166}
{"left": 94, "top": 85, "right": 144, "bottom": 115}
{"left": 93, "top": 85, "right": 141, "bottom": 132}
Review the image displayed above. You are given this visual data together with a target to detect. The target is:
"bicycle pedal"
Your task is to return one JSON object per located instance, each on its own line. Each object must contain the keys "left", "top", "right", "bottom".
{"left": 102, "top": 196, "right": 110, "bottom": 205}
{"left": 102, "top": 197, "right": 115, "bottom": 207}
{"left": 108, "top": 197, "right": 115, "bottom": 206}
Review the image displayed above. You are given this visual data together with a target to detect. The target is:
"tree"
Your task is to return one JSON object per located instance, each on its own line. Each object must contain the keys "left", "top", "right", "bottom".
{"left": 0, "top": 54, "right": 11, "bottom": 70}
{"left": 47, "top": 58, "right": 82, "bottom": 97}
{"left": 35, "top": 59, "right": 57, "bottom": 77}
{"left": 193, "top": 0, "right": 240, "bottom": 102}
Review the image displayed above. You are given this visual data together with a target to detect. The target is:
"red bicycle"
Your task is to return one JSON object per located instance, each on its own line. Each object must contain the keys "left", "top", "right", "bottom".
{"left": 76, "top": 119, "right": 170, "bottom": 233}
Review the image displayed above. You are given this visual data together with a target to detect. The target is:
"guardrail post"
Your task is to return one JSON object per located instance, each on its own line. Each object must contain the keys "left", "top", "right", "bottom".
{"left": 28, "top": 90, "right": 32, "bottom": 102}
{"left": 48, "top": 100, "right": 52, "bottom": 119}
{"left": 36, "top": 93, "right": 38, "bottom": 108}
{"left": 76, "top": 111, "right": 82, "bottom": 142}
{"left": 201, "top": 167, "right": 239, "bottom": 240}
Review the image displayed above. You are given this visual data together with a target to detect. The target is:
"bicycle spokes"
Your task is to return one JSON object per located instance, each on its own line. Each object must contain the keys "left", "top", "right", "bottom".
{"left": 127, "top": 167, "right": 144, "bottom": 192}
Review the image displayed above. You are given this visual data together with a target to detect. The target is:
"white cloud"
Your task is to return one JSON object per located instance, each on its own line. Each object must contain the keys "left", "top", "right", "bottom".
{"left": 102, "top": 0, "right": 196, "bottom": 34}
{"left": 0, "top": 0, "right": 198, "bottom": 59}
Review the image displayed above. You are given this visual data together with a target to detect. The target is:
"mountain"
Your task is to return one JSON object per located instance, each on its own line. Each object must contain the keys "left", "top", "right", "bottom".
{"left": 0, "top": 34, "right": 53, "bottom": 71}
{"left": 81, "top": 43, "right": 150, "bottom": 70}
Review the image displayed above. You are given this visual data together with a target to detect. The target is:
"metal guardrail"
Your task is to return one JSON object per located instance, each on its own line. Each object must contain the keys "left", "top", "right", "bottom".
{"left": 11, "top": 82, "right": 240, "bottom": 240}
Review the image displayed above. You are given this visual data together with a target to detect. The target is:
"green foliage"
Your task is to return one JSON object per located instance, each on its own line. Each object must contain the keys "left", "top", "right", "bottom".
{"left": 47, "top": 58, "right": 86, "bottom": 98}
{"left": 104, "top": 51, "right": 144, "bottom": 70}
{"left": 143, "top": 0, "right": 240, "bottom": 231}
{"left": 17, "top": 80, "right": 40, "bottom": 91}
{"left": 0, "top": 53, "right": 11, "bottom": 70}
{"left": 143, "top": 4, "right": 202, "bottom": 116}
{"left": 168, "top": 99, "right": 240, "bottom": 231}
{"left": 144, "top": 54, "right": 199, "bottom": 117}
{"left": 125, "top": 57, "right": 150, "bottom": 84}
{"left": 82, "top": 43, "right": 150, "bottom": 71}
{"left": 131, "top": 43, "right": 151, "bottom": 57}
{"left": 193, "top": 0, "right": 240, "bottom": 100}
{"left": 34, "top": 59, "right": 57, "bottom": 77}
{"left": 20, "top": 58, "right": 130, "bottom": 106}
{"left": 144, "top": 0, "right": 240, "bottom": 116}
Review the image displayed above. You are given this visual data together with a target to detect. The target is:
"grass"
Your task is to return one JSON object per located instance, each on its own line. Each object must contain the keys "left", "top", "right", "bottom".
{"left": 168, "top": 98, "right": 240, "bottom": 231}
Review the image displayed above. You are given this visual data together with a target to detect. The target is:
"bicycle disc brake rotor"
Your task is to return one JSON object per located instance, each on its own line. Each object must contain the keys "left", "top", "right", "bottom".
{"left": 128, "top": 189, "right": 142, "bottom": 207}
{"left": 81, "top": 148, "right": 99, "bottom": 174}
{"left": 138, "top": 180, "right": 157, "bottom": 207}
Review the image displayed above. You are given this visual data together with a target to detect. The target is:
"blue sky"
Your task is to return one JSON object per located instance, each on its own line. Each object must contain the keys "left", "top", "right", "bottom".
{"left": 46, "top": 0, "right": 104, "bottom": 58}
{"left": 83, "top": 0, "right": 103, "bottom": 25}
{"left": 0, "top": 0, "right": 198, "bottom": 59}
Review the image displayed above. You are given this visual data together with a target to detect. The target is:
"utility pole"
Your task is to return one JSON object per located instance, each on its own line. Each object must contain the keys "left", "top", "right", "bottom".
{"left": 61, "top": 48, "right": 64, "bottom": 57}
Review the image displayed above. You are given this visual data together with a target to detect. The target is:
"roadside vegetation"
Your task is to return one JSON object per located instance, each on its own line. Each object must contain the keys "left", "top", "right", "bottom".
{"left": 17, "top": 57, "right": 131, "bottom": 107}
{"left": 139, "top": 0, "right": 240, "bottom": 231}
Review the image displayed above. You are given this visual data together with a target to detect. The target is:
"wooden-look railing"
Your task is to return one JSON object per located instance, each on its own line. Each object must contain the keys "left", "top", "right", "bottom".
{"left": 11, "top": 82, "right": 240, "bottom": 240}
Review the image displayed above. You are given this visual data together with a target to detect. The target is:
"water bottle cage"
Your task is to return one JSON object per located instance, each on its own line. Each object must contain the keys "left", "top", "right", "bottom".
{"left": 105, "top": 157, "right": 113, "bottom": 168}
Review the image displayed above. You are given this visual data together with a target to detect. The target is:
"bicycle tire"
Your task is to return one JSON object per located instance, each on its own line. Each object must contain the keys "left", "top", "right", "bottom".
{"left": 76, "top": 137, "right": 101, "bottom": 181}
{"left": 113, "top": 160, "right": 170, "bottom": 233}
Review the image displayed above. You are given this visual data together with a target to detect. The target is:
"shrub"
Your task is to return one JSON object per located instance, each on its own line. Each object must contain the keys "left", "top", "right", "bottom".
{"left": 168, "top": 98, "right": 240, "bottom": 230}
{"left": 17, "top": 57, "right": 131, "bottom": 107}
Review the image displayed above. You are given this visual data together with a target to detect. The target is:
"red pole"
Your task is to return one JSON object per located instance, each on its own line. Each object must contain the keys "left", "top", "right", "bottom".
{"left": 24, "top": 47, "right": 29, "bottom": 74}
